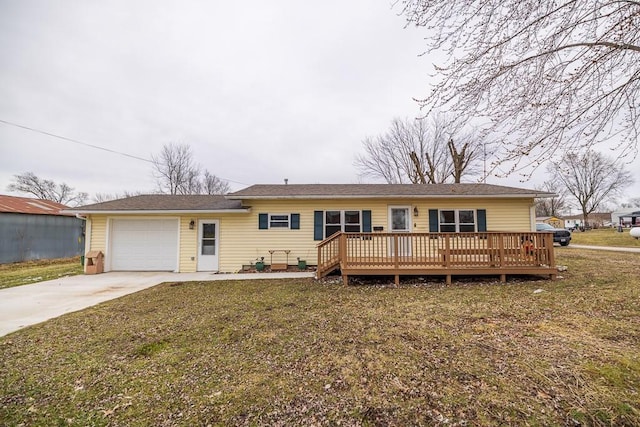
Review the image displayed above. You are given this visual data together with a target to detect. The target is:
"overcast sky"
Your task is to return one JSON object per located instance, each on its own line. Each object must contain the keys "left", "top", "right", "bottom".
{"left": 1, "top": 1, "right": 638, "bottom": 204}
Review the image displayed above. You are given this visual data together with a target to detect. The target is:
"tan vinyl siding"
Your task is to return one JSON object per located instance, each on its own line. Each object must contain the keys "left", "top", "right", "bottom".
{"left": 85, "top": 196, "right": 535, "bottom": 273}
{"left": 88, "top": 216, "right": 107, "bottom": 253}
{"left": 179, "top": 217, "right": 197, "bottom": 272}
{"left": 413, "top": 198, "right": 534, "bottom": 232}
{"left": 215, "top": 197, "right": 535, "bottom": 272}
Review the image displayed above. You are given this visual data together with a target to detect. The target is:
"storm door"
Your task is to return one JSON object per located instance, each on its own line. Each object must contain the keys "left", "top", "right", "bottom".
{"left": 388, "top": 206, "right": 412, "bottom": 256}
{"left": 197, "top": 220, "right": 219, "bottom": 271}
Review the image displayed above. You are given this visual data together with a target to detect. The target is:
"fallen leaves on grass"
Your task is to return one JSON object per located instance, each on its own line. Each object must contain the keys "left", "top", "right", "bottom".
{"left": 1, "top": 250, "right": 639, "bottom": 426}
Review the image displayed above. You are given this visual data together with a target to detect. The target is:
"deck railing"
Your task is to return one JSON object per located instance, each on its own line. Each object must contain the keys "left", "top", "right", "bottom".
{"left": 317, "top": 231, "right": 556, "bottom": 285}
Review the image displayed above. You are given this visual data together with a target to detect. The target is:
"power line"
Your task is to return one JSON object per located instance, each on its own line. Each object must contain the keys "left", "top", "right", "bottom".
{"left": 0, "top": 118, "right": 249, "bottom": 186}
{"left": 0, "top": 118, "right": 153, "bottom": 163}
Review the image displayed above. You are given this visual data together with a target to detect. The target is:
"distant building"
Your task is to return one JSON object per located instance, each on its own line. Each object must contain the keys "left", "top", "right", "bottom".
{"left": 612, "top": 209, "right": 638, "bottom": 227}
{"left": 0, "top": 195, "right": 85, "bottom": 264}
{"left": 563, "top": 212, "right": 613, "bottom": 228}
{"left": 535, "top": 216, "right": 564, "bottom": 229}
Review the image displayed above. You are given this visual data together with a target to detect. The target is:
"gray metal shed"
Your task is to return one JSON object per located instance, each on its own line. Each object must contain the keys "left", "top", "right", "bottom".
{"left": 0, "top": 195, "right": 85, "bottom": 263}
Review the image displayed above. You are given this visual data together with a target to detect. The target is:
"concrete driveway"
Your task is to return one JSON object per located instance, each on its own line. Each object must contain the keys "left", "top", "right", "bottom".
{"left": 0, "top": 271, "right": 314, "bottom": 337}
{"left": 568, "top": 244, "right": 640, "bottom": 253}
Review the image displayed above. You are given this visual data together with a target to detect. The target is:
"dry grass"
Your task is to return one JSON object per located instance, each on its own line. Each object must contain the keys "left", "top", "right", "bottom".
{"left": 0, "top": 257, "right": 83, "bottom": 290}
{"left": 1, "top": 249, "right": 639, "bottom": 426}
{"left": 571, "top": 227, "right": 640, "bottom": 248}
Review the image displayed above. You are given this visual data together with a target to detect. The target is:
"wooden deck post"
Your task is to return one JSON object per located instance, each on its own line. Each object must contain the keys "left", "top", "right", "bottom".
{"left": 393, "top": 234, "right": 399, "bottom": 269}
{"left": 316, "top": 231, "right": 557, "bottom": 285}
{"left": 546, "top": 233, "right": 557, "bottom": 280}
{"left": 443, "top": 234, "right": 451, "bottom": 268}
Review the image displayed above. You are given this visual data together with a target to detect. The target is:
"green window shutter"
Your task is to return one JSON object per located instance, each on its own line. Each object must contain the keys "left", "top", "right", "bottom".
{"left": 477, "top": 209, "right": 487, "bottom": 232}
{"left": 314, "top": 211, "right": 323, "bottom": 240}
{"left": 428, "top": 209, "right": 439, "bottom": 232}
{"left": 258, "top": 213, "right": 268, "bottom": 230}
{"left": 291, "top": 213, "right": 300, "bottom": 229}
{"left": 362, "top": 210, "right": 372, "bottom": 232}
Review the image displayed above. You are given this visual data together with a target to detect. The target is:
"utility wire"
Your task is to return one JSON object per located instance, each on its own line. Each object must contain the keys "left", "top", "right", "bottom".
{"left": 0, "top": 118, "right": 153, "bottom": 163}
{"left": 0, "top": 118, "right": 249, "bottom": 186}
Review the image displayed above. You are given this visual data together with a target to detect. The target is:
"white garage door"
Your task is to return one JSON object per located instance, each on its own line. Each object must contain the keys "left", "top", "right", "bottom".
{"left": 110, "top": 219, "right": 178, "bottom": 271}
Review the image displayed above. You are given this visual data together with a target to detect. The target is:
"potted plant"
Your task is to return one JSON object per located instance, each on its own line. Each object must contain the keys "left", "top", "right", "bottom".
{"left": 297, "top": 257, "right": 306, "bottom": 270}
{"left": 255, "top": 257, "right": 265, "bottom": 271}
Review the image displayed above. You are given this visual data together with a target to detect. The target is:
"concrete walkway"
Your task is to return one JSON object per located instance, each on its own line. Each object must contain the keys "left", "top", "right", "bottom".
{"left": 0, "top": 271, "right": 314, "bottom": 337}
{"left": 568, "top": 244, "right": 640, "bottom": 253}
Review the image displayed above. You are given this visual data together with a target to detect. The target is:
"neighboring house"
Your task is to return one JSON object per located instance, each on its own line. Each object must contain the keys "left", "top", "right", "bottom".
{"left": 536, "top": 216, "right": 564, "bottom": 229}
{"left": 563, "top": 212, "right": 613, "bottom": 228}
{"left": 612, "top": 210, "right": 638, "bottom": 227}
{"left": 69, "top": 184, "right": 553, "bottom": 274}
{"left": 0, "top": 194, "right": 85, "bottom": 264}
{"left": 563, "top": 217, "right": 583, "bottom": 230}
{"left": 617, "top": 210, "right": 640, "bottom": 227}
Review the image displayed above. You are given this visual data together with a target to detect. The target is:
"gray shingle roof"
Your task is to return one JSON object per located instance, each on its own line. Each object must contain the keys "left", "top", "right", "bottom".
{"left": 69, "top": 195, "right": 244, "bottom": 212}
{"left": 67, "top": 184, "right": 555, "bottom": 213}
{"left": 228, "top": 184, "right": 555, "bottom": 199}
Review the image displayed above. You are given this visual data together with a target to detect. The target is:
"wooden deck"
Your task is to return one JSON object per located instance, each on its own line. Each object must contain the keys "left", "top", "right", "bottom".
{"left": 317, "top": 231, "right": 557, "bottom": 286}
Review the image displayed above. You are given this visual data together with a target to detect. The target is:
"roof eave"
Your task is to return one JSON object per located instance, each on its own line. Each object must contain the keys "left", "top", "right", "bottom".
{"left": 63, "top": 208, "right": 251, "bottom": 215}
{"left": 227, "top": 194, "right": 552, "bottom": 200}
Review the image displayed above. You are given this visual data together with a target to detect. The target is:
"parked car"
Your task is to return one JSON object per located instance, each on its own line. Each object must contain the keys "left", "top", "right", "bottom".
{"left": 536, "top": 223, "right": 572, "bottom": 246}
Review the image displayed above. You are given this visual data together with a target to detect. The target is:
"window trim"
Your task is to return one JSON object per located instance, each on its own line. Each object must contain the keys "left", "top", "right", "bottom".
{"left": 268, "top": 213, "right": 290, "bottom": 229}
{"left": 259, "top": 213, "right": 299, "bottom": 230}
{"left": 438, "top": 209, "right": 477, "bottom": 233}
{"left": 323, "top": 209, "right": 363, "bottom": 238}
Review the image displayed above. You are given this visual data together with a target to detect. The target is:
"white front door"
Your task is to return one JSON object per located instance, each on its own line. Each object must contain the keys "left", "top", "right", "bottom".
{"left": 197, "top": 220, "right": 219, "bottom": 271}
{"left": 389, "top": 206, "right": 412, "bottom": 256}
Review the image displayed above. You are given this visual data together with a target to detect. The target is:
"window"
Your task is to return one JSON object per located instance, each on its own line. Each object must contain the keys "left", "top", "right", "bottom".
{"left": 344, "top": 210, "right": 361, "bottom": 232}
{"left": 259, "top": 213, "right": 300, "bottom": 230}
{"left": 269, "top": 214, "right": 290, "bottom": 228}
{"left": 201, "top": 223, "right": 216, "bottom": 255}
{"left": 439, "top": 209, "right": 476, "bottom": 232}
{"left": 324, "top": 210, "right": 361, "bottom": 237}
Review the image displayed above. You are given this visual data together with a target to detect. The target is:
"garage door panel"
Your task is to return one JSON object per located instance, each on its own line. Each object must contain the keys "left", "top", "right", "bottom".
{"left": 110, "top": 219, "right": 178, "bottom": 271}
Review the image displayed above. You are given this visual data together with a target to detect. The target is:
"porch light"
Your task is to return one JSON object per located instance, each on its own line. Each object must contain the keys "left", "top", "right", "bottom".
{"left": 189, "top": 219, "right": 195, "bottom": 230}
{"left": 413, "top": 207, "right": 419, "bottom": 217}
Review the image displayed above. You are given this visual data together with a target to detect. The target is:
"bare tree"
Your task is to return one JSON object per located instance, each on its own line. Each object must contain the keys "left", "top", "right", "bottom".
{"left": 93, "top": 191, "right": 145, "bottom": 203}
{"left": 7, "top": 172, "right": 87, "bottom": 206}
{"left": 355, "top": 116, "right": 481, "bottom": 184}
{"left": 535, "top": 180, "right": 569, "bottom": 217}
{"left": 400, "top": 1, "right": 640, "bottom": 175}
{"left": 152, "top": 143, "right": 197, "bottom": 195}
{"left": 202, "top": 171, "right": 231, "bottom": 195}
{"left": 448, "top": 137, "right": 479, "bottom": 183}
{"left": 355, "top": 118, "right": 429, "bottom": 184}
{"left": 548, "top": 151, "right": 633, "bottom": 226}
{"left": 151, "top": 143, "right": 229, "bottom": 195}
{"left": 621, "top": 197, "right": 640, "bottom": 209}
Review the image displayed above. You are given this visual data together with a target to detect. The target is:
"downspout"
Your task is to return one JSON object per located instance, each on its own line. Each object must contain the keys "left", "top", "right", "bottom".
{"left": 75, "top": 214, "right": 90, "bottom": 272}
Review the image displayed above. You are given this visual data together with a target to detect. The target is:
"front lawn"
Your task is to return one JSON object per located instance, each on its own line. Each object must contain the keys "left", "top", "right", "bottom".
{"left": 1, "top": 250, "right": 639, "bottom": 426}
{"left": 0, "top": 257, "right": 84, "bottom": 290}
{"left": 571, "top": 227, "right": 640, "bottom": 248}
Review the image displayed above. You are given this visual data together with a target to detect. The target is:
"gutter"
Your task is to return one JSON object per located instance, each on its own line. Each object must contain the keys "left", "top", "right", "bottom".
{"left": 225, "top": 194, "right": 556, "bottom": 200}
{"left": 62, "top": 208, "right": 252, "bottom": 215}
